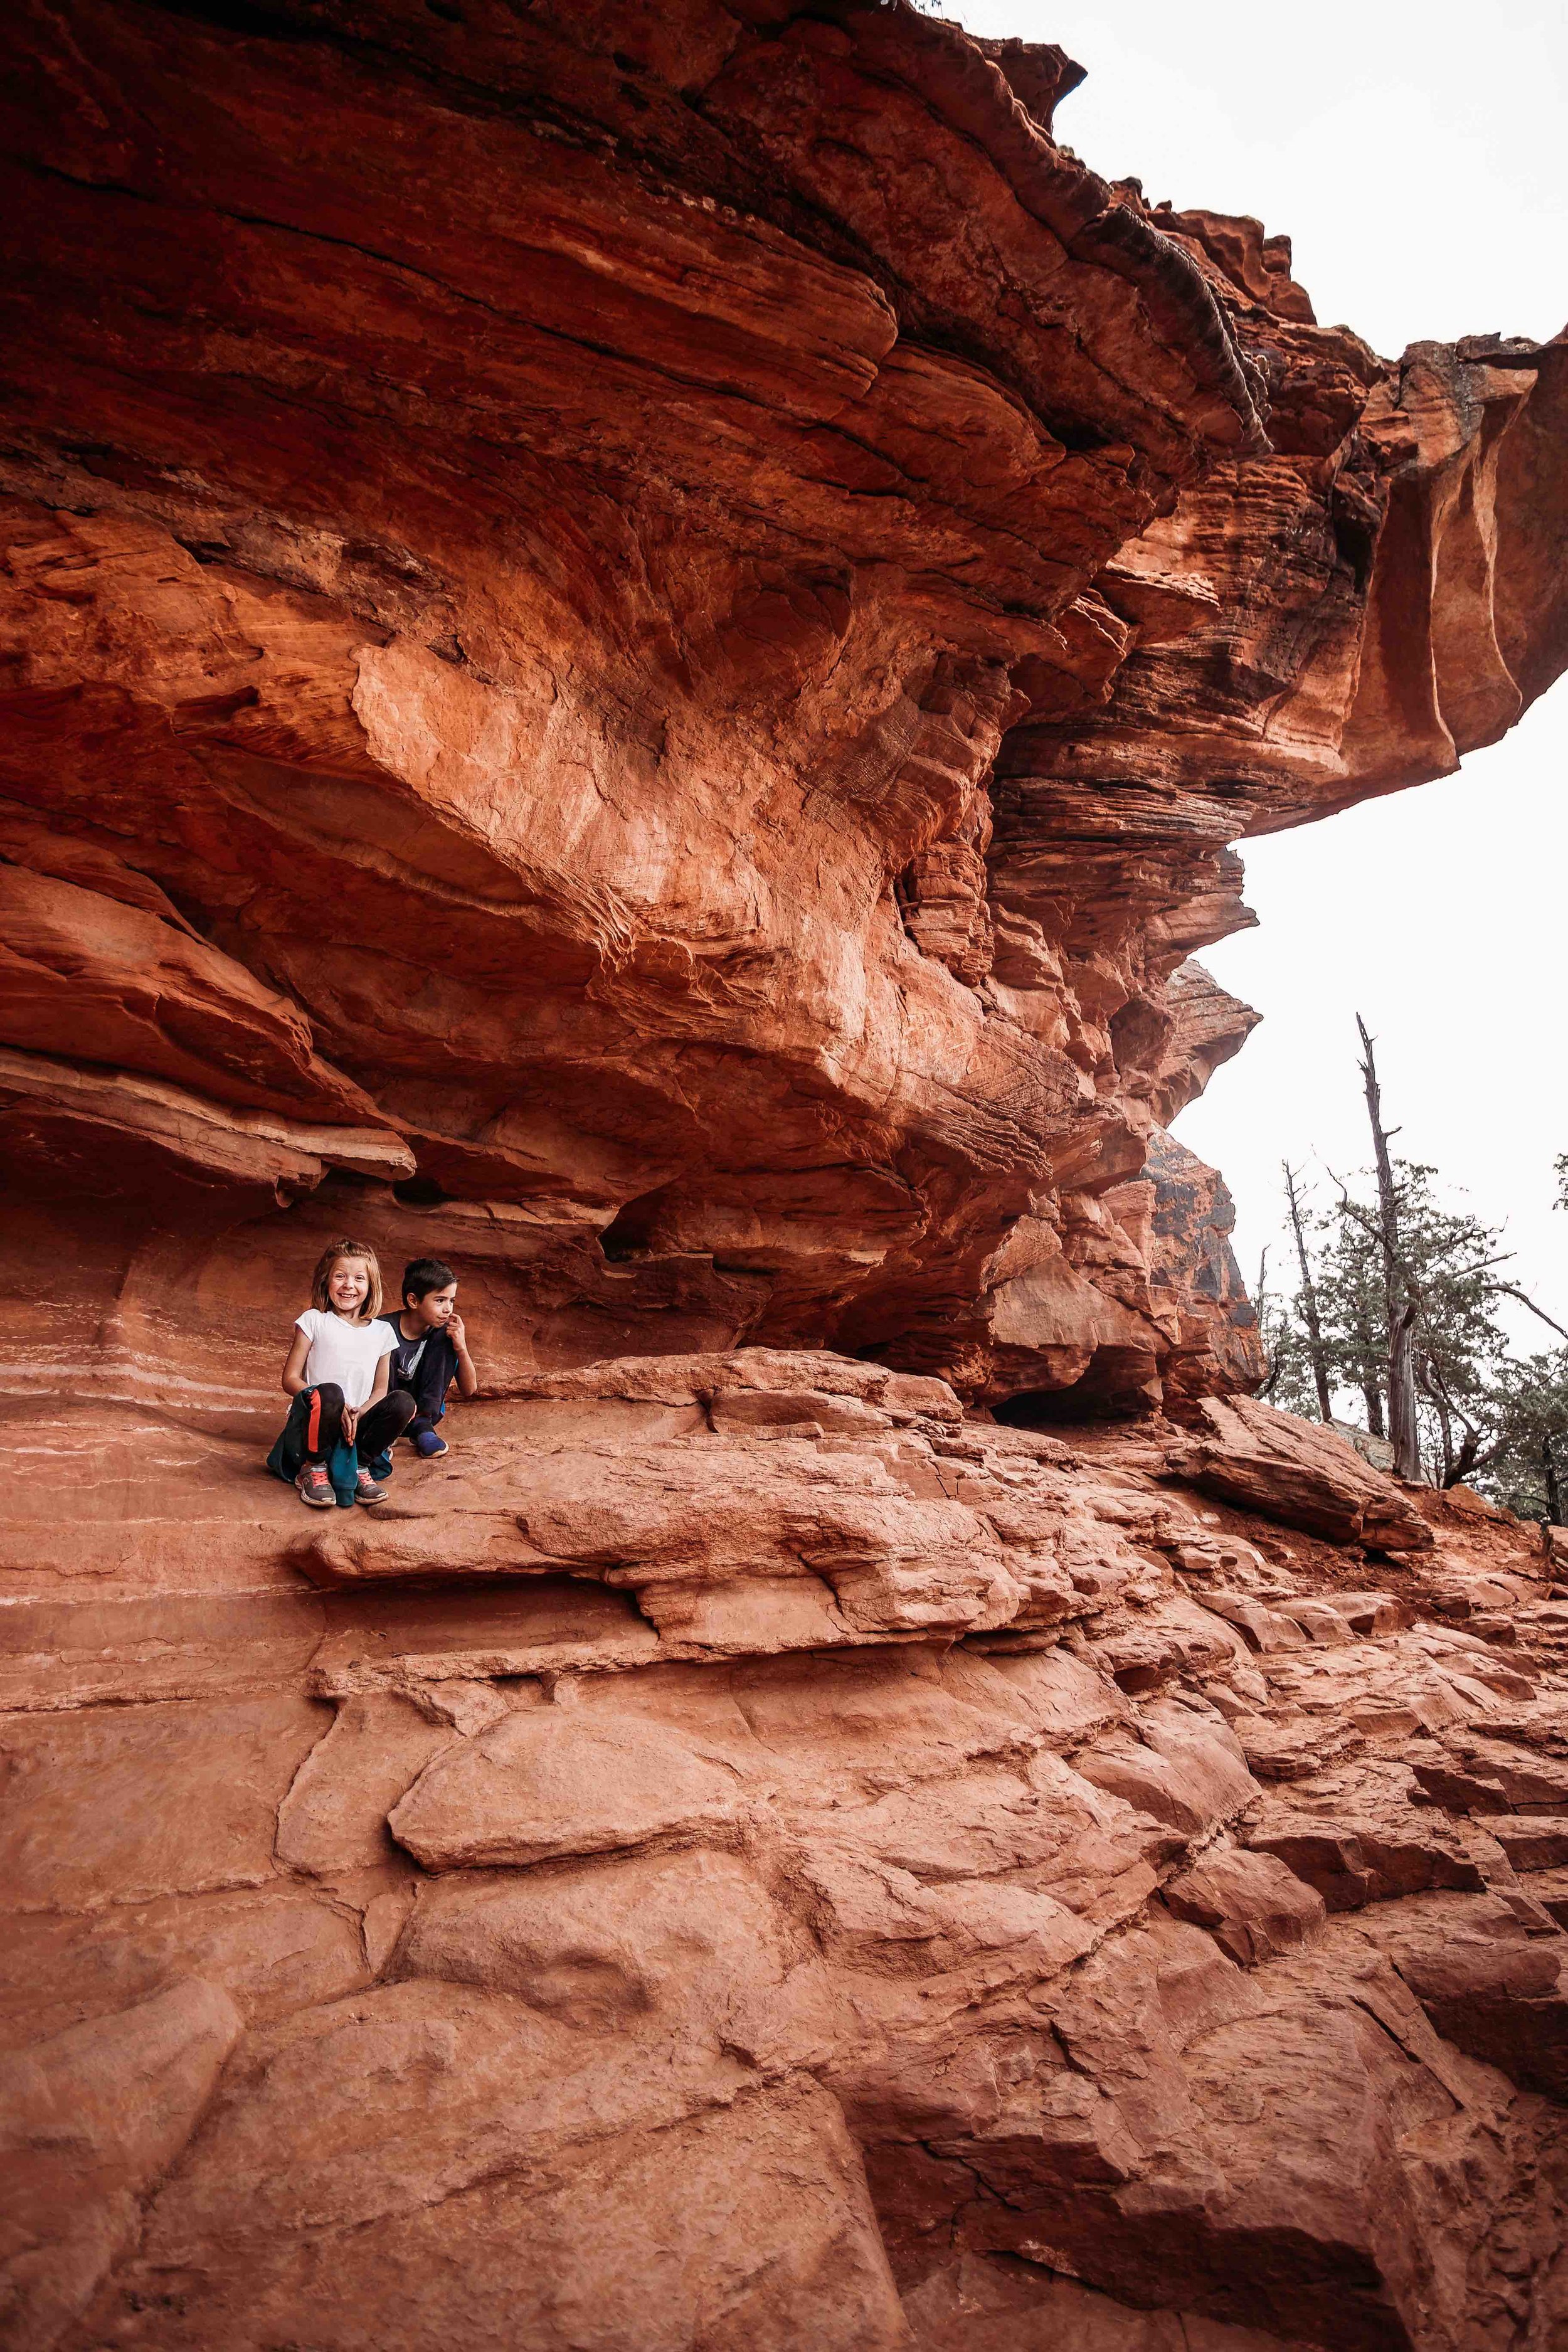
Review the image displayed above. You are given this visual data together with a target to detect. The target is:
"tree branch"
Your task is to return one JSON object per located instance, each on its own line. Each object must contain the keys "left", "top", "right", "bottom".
{"left": 1488, "top": 1284, "right": 1568, "bottom": 1343}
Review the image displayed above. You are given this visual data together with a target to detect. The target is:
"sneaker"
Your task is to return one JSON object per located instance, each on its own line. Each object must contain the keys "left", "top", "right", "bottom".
{"left": 414, "top": 1429, "right": 448, "bottom": 1458}
{"left": 354, "top": 1469, "right": 389, "bottom": 1507}
{"left": 295, "top": 1464, "right": 334, "bottom": 1509}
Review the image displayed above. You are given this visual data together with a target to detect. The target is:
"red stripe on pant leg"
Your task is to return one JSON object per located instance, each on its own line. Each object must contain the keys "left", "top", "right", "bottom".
{"left": 307, "top": 1390, "right": 320, "bottom": 1456}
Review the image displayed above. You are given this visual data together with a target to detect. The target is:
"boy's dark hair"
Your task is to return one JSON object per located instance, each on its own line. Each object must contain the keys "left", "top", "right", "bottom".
{"left": 401, "top": 1256, "right": 457, "bottom": 1305}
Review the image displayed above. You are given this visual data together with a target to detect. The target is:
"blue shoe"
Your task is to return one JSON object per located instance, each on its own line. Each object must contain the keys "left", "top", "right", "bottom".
{"left": 368, "top": 1450, "right": 394, "bottom": 1481}
{"left": 414, "top": 1429, "right": 448, "bottom": 1458}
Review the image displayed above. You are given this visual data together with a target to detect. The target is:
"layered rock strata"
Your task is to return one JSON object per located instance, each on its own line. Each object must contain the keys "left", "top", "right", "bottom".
{"left": 5, "top": 1360, "right": 1568, "bottom": 2348}
{"left": 3, "top": 4, "right": 1568, "bottom": 2348}
{"left": 3, "top": 0, "right": 1566, "bottom": 1412}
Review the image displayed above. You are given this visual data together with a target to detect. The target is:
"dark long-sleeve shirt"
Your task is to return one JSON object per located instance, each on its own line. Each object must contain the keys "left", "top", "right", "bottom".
{"left": 376, "top": 1315, "right": 458, "bottom": 1427}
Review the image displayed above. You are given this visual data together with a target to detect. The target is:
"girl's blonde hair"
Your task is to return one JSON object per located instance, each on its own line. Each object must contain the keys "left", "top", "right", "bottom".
{"left": 310, "top": 1237, "right": 384, "bottom": 1322}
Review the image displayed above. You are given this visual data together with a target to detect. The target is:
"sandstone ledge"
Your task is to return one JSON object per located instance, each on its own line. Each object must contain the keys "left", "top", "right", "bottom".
{"left": 3, "top": 1363, "right": 1566, "bottom": 2349}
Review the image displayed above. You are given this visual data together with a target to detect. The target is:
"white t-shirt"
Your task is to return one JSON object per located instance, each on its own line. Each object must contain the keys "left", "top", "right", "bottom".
{"left": 295, "top": 1308, "right": 397, "bottom": 1409}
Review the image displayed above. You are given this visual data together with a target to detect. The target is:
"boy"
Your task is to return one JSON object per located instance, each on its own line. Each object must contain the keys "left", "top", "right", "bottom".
{"left": 374, "top": 1256, "right": 479, "bottom": 1462}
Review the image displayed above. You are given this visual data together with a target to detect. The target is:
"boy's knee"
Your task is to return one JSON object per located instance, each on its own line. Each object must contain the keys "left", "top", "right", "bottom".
{"left": 312, "top": 1382, "right": 345, "bottom": 1409}
{"left": 388, "top": 1388, "right": 418, "bottom": 1426}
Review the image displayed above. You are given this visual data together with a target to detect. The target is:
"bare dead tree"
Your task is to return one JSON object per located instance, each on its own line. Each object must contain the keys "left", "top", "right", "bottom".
{"left": 1355, "top": 1015, "right": 1422, "bottom": 1481}
{"left": 1415, "top": 1345, "right": 1486, "bottom": 1488}
{"left": 1332, "top": 1182, "right": 1568, "bottom": 1351}
{"left": 1330, "top": 1170, "right": 1568, "bottom": 1487}
{"left": 1488, "top": 1285, "right": 1568, "bottom": 1340}
{"left": 1352, "top": 1299, "right": 1387, "bottom": 1438}
{"left": 1253, "top": 1245, "right": 1286, "bottom": 1399}
{"left": 1282, "top": 1160, "right": 1333, "bottom": 1422}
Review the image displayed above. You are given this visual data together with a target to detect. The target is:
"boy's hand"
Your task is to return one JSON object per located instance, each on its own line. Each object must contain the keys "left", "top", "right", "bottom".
{"left": 341, "top": 1404, "right": 359, "bottom": 1444}
{"left": 448, "top": 1313, "right": 468, "bottom": 1351}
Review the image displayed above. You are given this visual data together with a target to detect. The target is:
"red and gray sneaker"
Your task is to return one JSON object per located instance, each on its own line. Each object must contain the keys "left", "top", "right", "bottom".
{"left": 295, "top": 1464, "right": 334, "bottom": 1509}
{"left": 354, "top": 1468, "right": 389, "bottom": 1507}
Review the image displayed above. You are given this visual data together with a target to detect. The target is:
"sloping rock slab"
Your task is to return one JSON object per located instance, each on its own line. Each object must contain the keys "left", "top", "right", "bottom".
{"left": 1183, "top": 1398, "right": 1433, "bottom": 1551}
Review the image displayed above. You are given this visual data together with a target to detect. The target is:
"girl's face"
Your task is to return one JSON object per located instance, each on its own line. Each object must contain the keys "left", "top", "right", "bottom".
{"left": 327, "top": 1256, "right": 371, "bottom": 1317}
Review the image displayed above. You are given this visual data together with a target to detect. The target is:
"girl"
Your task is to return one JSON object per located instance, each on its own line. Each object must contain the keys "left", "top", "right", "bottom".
{"left": 268, "top": 1238, "right": 416, "bottom": 1508}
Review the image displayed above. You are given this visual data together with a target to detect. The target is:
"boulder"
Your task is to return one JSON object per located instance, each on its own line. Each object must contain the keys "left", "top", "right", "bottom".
{"left": 1185, "top": 1397, "right": 1434, "bottom": 1550}
{"left": 0, "top": 1981, "right": 241, "bottom": 2348}
{"left": 388, "top": 1707, "right": 743, "bottom": 1871}
{"left": 1164, "top": 1847, "right": 1327, "bottom": 1964}
{"left": 1371, "top": 1907, "right": 1568, "bottom": 2103}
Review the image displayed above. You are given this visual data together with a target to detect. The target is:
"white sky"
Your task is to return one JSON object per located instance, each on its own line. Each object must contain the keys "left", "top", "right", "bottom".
{"left": 945, "top": 0, "right": 1568, "bottom": 1336}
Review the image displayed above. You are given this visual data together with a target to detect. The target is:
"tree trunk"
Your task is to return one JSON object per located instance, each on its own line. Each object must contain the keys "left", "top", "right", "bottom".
{"left": 1283, "top": 1161, "right": 1333, "bottom": 1422}
{"left": 1430, "top": 1376, "right": 1455, "bottom": 1486}
{"left": 1254, "top": 1249, "right": 1283, "bottom": 1399}
{"left": 1545, "top": 1432, "right": 1564, "bottom": 1528}
{"left": 1354, "top": 1317, "right": 1385, "bottom": 1436}
{"left": 1387, "top": 1290, "right": 1422, "bottom": 1483}
{"left": 1357, "top": 1016, "right": 1422, "bottom": 1482}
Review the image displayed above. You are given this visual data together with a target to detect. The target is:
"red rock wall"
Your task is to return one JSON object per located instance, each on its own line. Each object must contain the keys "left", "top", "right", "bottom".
{"left": 4, "top": 7, "right": 1568, "bottom": 2348}
{"left": 4, "top": 0, "right": 1564, "bottom": 1415}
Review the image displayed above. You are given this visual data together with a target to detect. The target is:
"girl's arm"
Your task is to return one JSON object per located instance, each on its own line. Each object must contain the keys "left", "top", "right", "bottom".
{"left": 344, "top": 1348, "right": 392, "bottom": 1445}
{"left": 448, "top": 1312, "right": 479, "bottom": 1399}
{"left": 282, "top": 1328, "right": 312, "bottom": 1397}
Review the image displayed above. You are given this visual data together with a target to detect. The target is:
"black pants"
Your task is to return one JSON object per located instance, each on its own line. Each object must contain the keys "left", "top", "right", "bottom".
{"left": 298, "top": 1382, "right": 417, "bottom": 1465}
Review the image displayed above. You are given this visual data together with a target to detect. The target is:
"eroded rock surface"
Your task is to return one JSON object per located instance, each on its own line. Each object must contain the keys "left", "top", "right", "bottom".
{"left": 4, "top": 1361, "right": 1568, "bottom": 2348}
{"left": 3, "top": 5, "right": 1568, "bottom": 2348}
{"left": 3, "top": 0, "right": 1567, "bottom": 1416}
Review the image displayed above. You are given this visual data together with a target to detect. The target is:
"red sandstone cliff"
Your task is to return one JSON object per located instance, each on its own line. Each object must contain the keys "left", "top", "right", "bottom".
{"left": 3, "top": 6, "right": 1568, "bottom": 2348}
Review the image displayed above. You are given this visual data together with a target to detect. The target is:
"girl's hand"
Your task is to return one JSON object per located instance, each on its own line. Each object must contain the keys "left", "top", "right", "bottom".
{"left": 341, "top": 1404, "right": 359, "bottom": 1444}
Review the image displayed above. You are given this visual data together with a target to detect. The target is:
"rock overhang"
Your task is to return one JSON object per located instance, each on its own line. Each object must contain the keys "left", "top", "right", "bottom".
{"left": 5, "top": 0, "right": 1561, "bottom": 1414}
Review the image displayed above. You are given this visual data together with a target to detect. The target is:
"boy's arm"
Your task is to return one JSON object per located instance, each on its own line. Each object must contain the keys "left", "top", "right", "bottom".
{"left": 282, "top": 1328, "right": 311, "bottom": 1397}
{"left": 448, "top": 1313, "right": 479, "bottom": 1399}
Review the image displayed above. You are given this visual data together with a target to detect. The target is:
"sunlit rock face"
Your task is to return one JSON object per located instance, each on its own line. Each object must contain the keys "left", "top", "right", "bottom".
{"left": 3, "top": 8, "right": 1568, "bottom": 2349}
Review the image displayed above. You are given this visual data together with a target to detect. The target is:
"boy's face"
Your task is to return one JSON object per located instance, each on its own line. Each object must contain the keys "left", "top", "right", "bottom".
{"left": 407, "top": 1281, "right": 457, "bottom": 1328}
